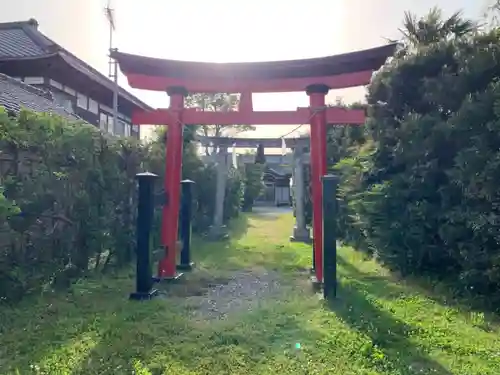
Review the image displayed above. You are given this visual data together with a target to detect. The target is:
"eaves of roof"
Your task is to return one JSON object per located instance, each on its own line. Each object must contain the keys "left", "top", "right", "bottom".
{"left": 0, "top": 19, "right": 153, "bottom": 111}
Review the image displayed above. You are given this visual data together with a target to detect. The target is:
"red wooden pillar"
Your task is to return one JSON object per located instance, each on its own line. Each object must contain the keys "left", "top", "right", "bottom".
{"left": 306, "top": 84, "right": 329, "bottom": 284}
{"left": 157, "top": 86, "right": 186, "bottom": 279}
{"left": 239, "top": 91, "right": 253, "bottom": 113}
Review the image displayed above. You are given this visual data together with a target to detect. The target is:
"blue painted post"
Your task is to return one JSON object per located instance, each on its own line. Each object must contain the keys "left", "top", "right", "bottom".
{"left": 322, "top": 175, "right": 338, "bottom": 300}
{"left": 130, "top": 172, "right": 159, "bottom": 301}
{"left": 177, "top": 179, "right": 195, "bottom": 271}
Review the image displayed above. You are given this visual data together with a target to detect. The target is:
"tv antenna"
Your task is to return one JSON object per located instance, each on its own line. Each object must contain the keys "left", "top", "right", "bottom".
{"left": 104, "top": 0, "right": 120, "bottom": 135}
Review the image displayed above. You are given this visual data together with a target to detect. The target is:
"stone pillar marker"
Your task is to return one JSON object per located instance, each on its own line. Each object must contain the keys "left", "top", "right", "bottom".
{"left": 209, "top": 146, "right": 229, "bottom": 239}
{"left": 290, "top": 146, "right": 311, "bottom": 243}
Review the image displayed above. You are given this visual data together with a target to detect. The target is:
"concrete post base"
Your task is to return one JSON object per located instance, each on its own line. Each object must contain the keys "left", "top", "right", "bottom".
{"left": 208, "top": 225, "right": 229, "bottom": 241}
{"left": 289, "top": 226, "right": 311, "bottom": 243}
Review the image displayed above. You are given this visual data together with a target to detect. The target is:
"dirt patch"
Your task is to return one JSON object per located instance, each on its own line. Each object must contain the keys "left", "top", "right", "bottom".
{"left": 185, "top": 269, "right": 283, "bottom": 321}
{"left": 161, "top": 276, "right": 233, "bottom": 298}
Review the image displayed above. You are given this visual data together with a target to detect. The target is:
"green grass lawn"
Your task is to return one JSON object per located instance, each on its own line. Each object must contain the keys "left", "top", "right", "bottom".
{"left": 1, "top": 212, "right": 500, "bottom": 375}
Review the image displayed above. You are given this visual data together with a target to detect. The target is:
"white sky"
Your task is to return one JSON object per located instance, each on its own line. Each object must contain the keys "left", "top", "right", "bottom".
{"left": 0, "top": 0, "right": 487, "bottom": 138}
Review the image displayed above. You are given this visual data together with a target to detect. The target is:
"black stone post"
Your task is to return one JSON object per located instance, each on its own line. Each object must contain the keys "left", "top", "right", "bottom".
{"left": 177, "top": 179, "right": 195, "bottom": 271}
{"left": 322, "top": 175, "right": 338, "bottom": 300}
{"left": 130, "top": 172, "right": 159, "bottom": 301}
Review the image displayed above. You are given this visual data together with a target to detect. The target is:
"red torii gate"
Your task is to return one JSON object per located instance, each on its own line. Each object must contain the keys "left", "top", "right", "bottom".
{"left": 111, "top": 44, "right": 395, "bottom": 283}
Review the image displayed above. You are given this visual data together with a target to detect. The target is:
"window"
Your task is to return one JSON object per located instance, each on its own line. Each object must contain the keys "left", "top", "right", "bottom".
{"left": 88, "top": 99, "right": 98, "bottom": 114}
{"left": 99, "top": 113, "right": 108, "bottom": 131}
{"left": 76, "top": 93, "right": 87, "bottom": 109}
{"left": 64, "top": 86, "right": 76, "bottom": 96}
{"left": 52, "top": 91, "right": 74, "bottom": 113}
{"left": 107, "top": 116, "right": 114, "bottom": 134}
{"left": 62, "top": 99, "right": 73, "bottom": 112}
{"left": 124, "top": 122, "right": 130, "bottom": 137}
{"left": 24, "top": 77, "right": 44, "bottom": 85}
{"left": 49, "top": 79, "right": 63, "bottom": 90}
{"left": 114, "top": 120, "right": 126, "bottom": 136}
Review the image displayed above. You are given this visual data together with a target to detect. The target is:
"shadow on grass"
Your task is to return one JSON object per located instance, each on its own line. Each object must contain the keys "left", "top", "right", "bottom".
{"left": 189, "top": 214, "right": 250, "bottom": 271}
{"left": 0, "top": 275, "right": 135, "bottom": 374}
{"left": 73, "top": 297, "right": 326, "bottom": 375}
{"left": 336, "top": 256, "right": 406, "bottom": 300}
{"left": 399, "top": 274, "right": 500, "bottom": 325}
{"left": 70, "top": 300, "right": 195, "bottom": 375}
{"left": 192, "top": 213, "right": 303, "bottom": 271}
{"left": 326, "top": 280, "right": 453, "bottom": 375}
{"left": 342, "top": 248, "right": 500, "bottom": 326}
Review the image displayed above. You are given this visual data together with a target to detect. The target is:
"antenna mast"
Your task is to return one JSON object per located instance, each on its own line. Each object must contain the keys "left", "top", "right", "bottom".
{"left": 105, "top": 0, "right": 120, "bottom": 136}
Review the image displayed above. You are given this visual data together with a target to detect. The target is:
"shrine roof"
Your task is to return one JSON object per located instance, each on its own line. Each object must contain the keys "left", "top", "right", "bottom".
{"left": 111, "top": 44, "right": 397, "bottom": 92}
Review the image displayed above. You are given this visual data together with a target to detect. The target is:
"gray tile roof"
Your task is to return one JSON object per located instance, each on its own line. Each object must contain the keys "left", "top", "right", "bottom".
{"left": 0, "top": 19, "right": 152, "bottom": 110}
{"left": 0, "top": 73, "right": 79, "bottom": 120}
{"left": 0, "top": 28, "right": 45, "bottom": 58}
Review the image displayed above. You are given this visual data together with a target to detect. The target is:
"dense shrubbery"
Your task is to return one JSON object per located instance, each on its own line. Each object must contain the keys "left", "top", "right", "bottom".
{"left": 242, "top": 147, "right": 265, "bottom": 211}
{"left": 301, "top": 111, "right": 366, "bottom": 227}
{"left": 333, "top": 17, "right": 500, "bottom": 308}
{"left": 146, "top": 127, "right": 243, "bottom": 241}
{"left": 0, "top": 110, "right": 242, "bottom": 302}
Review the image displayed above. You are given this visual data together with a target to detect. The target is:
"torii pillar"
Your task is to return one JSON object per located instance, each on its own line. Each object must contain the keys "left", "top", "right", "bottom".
{"left": 307, "top": 84, "right": 329, "bottom": 284}
{"left": 156, "top": 86, "right": 186, "bottom": 280}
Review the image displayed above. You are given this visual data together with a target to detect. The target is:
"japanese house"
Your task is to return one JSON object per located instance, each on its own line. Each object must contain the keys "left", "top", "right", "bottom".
{"left": 0, "top": 19, "right": 152, "bottom": 137}
{"left": 236, "top": 153, "right": 292, "bottom": 206}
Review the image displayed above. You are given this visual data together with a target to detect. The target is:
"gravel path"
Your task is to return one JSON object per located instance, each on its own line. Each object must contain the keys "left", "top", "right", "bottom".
{"left": 188, "top": 269, "right": 283, "bottom": 321}
{"left": 184, "top": 206, "right": 293, "bottom": 321}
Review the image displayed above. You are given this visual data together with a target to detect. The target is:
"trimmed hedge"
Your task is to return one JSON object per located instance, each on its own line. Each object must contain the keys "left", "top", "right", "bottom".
{"left": 0, "top": 109, "right": 242, "bottom": 302}
{"left": 334, "top": 29, "right": 500, "bottom": 308}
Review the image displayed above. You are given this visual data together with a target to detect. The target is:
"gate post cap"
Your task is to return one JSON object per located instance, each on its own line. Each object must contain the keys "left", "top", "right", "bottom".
{"left": 321, "top": 174, "right": 338, "bottom": 181}
{"left": 136, "top": 172, "right": 159, "bottom": 180}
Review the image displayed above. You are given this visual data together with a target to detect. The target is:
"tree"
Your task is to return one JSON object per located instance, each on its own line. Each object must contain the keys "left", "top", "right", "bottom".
{"left": 241, "top": 163, "right": 265, "bottom": 212}
{"left": 398, "top": 8, "right": 476, "bottom": 53}
{"left": 485, "top": 0, "right": 500, "bottom": 26}
{"left": 254, "top": 143, "right": 266, "bottom": 164}
{"left": 184, "top": 93, "right": 255, "bottom": 155}
{"left": 239, "top": 144, "right": 266, "bottom": 211}
{"left": 333, "top": 8, "right": 500, "bottom": 308}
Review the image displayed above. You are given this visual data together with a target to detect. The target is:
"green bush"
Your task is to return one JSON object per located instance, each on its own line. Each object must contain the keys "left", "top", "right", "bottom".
{"left": 0, "top": 109, "right": 144, "bottom": 301}
{"left": 334, "top": 28, "right": 500, "bottom": 308}
{"left": 240, "top": 148, "right": 265, "bottom": 212}
{"left": 146, "top": 128, "right": 243, "bottom": 236}
{"left": 299, "top": 123, "right": 365, "bottom": 227}
{"left": 0, "top": 110, "right": 242, "bottom": 302}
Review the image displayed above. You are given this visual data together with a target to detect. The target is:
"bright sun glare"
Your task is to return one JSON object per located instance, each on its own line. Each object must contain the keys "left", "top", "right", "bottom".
{"left": 111, "top": 0, "right": 360, "bottom": 139}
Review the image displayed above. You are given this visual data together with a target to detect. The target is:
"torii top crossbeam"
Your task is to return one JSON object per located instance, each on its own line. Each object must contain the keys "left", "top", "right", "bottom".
{"left": 111, "top": 44, "right": 395, "bottom": 93}
{"left": 111, "top": 44, "right": 396, "bottom": 127}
